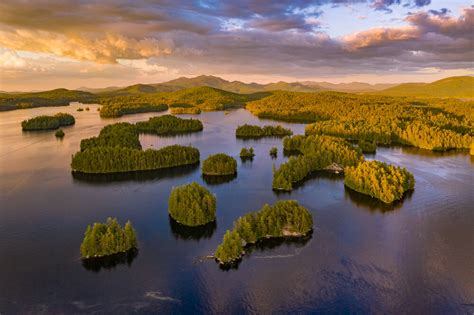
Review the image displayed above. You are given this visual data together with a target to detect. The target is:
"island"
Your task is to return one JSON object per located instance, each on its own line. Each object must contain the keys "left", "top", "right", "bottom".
{"left": 240, "top": 147, "right": 255, "bottom": 159}
{"left": 72, "top": 122, "right": 200, "bottom": 173}
{"left": 202, "top": 153, "right": 237, "bottom": 176}
{"left": 269, "top": 147, "right": 278, "bottom": 157}
{"left": 344, "top": 160, "right": 415, "bottom": 203}
{"left": 21, "top": 113, "right": 75, "bottom": 131}
{"left": 214, "top": 200, "right": 313, "bottom": 265}
{"left": 273, "top": 135, "right": 363, "bottom": 191}
{"left": 168, "top": 182, "right": 217, "bottom": 226}
{"left": 235, "top": 124, "right": 293, "bottom": 138}
{"left": 358, "top": 140, "right": 377, "bottom": 153}
{"left": 55, "top": 129, "right": 65, "bottom": 138}
{"left": 135, "top": 115, "right": 203, "bottom": 135}
{"left": 80, "top": 217, "right": 137, "bottom": 259}
{"left": 97, "top": 95, "right": 168, "bottom": 117}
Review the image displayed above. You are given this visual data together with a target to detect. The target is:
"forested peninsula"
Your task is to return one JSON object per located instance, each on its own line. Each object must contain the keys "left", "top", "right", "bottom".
{"left": 21, "top": 113, "right": 75, "bottom": 130}
{"left": 214, "top": 200, "right": 313, "bottom": 265}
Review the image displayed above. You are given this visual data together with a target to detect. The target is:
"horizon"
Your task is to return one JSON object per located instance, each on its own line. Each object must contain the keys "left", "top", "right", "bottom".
{"left": 1, "top": 0, "right": 473, "bottom": 91}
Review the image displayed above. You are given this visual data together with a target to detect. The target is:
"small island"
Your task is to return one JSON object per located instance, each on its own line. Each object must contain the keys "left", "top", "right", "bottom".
{"left": 344, "top": 160, "right": 415, "bottom": 203}
{"left": 214, "top": 200, "right": 313, "bottom": 265}
{"left": 240, "top": 147, "right": 255, "bottom": 159}
{"left": 55, "top": 129, "right": 65, "bottom": 138}
{"left": 21, "top": 113, "right": 75, "bottom": 131}
{"left": 235, "top": 124, "right": 293, "bottom": 138}
{"left": 269, "top": 147, "right": 278, "bottom": 157}
{"left": 80, "top": 217, "right": 137, "bottom": 259}
{"left": 358, "top": 140, "right": 377, "bottom": 154}
{"left": 135, "top": 115, "right": 203, "bottom": 135}
{"left": 168, "top": 182, "right": 217, "bottom": 226}
{"left": 202, "top": 153, "right": 237, "bottom": 176}
{"left": 170, "top": 107, "right": 202, "bottom": 115}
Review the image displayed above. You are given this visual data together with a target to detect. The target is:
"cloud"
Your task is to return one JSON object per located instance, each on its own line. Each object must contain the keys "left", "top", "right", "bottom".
{"left": 372, "top": 0, "right": 431, "bottom": 12}
{"left": 0, "top": 48, "right": 27, "bottom": 69}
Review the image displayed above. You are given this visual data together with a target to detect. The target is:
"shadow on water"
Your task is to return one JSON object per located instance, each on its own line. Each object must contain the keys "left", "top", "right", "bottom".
{"left": 169, "top": 216, "right": 217, "bottom": 241}
{"left": 219, "top": 232, "right": 312, "bottom": 271}
{"left": 71, "top": 163, "right": 199, "bottom": 185}
{"left": 81, "top": 249, "right": 138, "bottom": 273}
{"left": 202, "top": 173, "right": 237, "bottom": 186}
{"left": 344, "top": 186, "right": 414, "bottom": 213}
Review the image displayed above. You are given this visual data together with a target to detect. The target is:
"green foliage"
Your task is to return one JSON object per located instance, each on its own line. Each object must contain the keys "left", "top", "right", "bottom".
{"left": 80, "top": 217, "right": 137, "bottom": 258}
{"left": 55, "top": 129, "right": 65, "bottom": 138}
{"left": 135, "top": 115, "right": 203, "bottom": 135}
{"left": 273, "top": 135, "right": 364, "bottom": 190}
{"left": 80, "top": 123, "right": 141, "bottom": 151}
{"left": 170, "top": 107, "right": 202, "bottom": 114}
{"left": 240, "top": 147, "right": 255, "bottom": 159}
{"left": 202, "top": 154, "right": 237, "bottom": 176}
{"left": 269, "top": 147, "right": 278, "bottom": 157}
{"left": 168, "top": 182, "right": 216, "bottom": 226}
{"left": 21, "top": 113, "right": 75, "bottom": 130}
{"left": 358, "top": 140, "right": 376, "bottom": 153}
{"left": 96, "top": 95, "right": 168, "bottom": 117}
{"left": 214, "top": 200, "right": 313, "bottom": 264}
{"left": 235, "top": 124, "right": 293, "bottom": 138}
{"left": 344, "top": 160, "right": 415, "bottom": 203}
{"left": 71, "top": 145, "right": 199, "bottom": 174}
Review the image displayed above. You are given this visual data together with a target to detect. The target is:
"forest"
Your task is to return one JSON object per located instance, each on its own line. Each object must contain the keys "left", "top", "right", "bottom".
{"left": 235, "top": 124, "right": 293, "bottom": 138}
{"left": 21, "top": 113, "right": 75, "bottom": 130}
{"left": 214, "top": 200, "right": 313, "bottom": 264}
{"left": 202, "top": 154, "right": 237, "bottom": 176}
{"left": 95, "top": 95, "right": 168, "bottom": 117}
{"left": 247, "top": 91, "right": 473, "bottom": 151}
{"left": 273, "top": 135, "right": 364, "bottom": 190}
{"left": 135, "top": 115, "right": 203, "bottom": 135}
{"left": 168, "top": 182, "right": 217, "bottom": 226}
{"left": 80, "top": 122, "right": 141, "bottom": 151}
{"left": 358, "top": 140, "right": 377, "bottom": 154}
{"left": 240, "top": 147, "right": 255, "bottom": 159}
{"left": 170, "top": 107, "right": 202, "bottom": 115}
{"left": 344, "top": 160, "right": 415, "bottom": 203}
{"left": 80, "top": 217, "right": 137, "bottom": 259}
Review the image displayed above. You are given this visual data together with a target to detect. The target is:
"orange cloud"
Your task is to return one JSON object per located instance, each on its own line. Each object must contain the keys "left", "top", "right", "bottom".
{"left": 342, "top": 26, "right": 419, "bottom": 50}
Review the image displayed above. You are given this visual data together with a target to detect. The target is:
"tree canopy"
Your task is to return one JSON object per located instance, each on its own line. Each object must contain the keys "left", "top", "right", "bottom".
{"left": 135, "top": 115, "right": 203, "bottom": 135}
{"left": 235, "top": 124, "right": 293, "bottom": 138}
{"left": 21, "top": 113, "right": 75, "bottom": 130}
{"left": 202, "top": 154, "right": 237, "bottom": 176}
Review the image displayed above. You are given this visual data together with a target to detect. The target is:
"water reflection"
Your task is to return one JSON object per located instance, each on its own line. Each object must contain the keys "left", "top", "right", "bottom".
{"left": 273, "top": 171, "right": 344, "bottom": 195}
{"left": 71, "top": 163, "right": 199, "bottom": 184}
{"left": 344, "top": 186, "right": 414, "bottom": 213}
{"left": 202, "top": 173, "right": 237, "bottom": 185}
{"left": 169, "top": 217, "right": 217, "bottom": 241}
{"left": 81, "top": 249, "right": 138, "bottom": 272}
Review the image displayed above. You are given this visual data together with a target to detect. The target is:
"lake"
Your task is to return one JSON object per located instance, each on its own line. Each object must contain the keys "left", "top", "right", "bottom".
{"left": 0, "top": 104, "right": 473, "bottom": 314}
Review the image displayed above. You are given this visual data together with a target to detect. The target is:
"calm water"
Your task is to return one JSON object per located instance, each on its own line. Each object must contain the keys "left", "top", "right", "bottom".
{"left": 0, "top": 104, "right": 473, "bottom": 314}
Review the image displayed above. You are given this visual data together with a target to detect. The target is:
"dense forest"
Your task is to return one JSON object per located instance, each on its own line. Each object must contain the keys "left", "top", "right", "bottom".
{"left": 358, "top": 140, "right": 377, "bottom": 153}
{"left": 80, "top": 217, "right": 137, "bottom": 258}
{"left": 202, "top": 154, "right": 237, "bottom": 176}
{"left": 240, "top": 147, "right": 255, "bottom": 159}
{"left": 95, "top": 95, "right": 168, "bottom": 117}
{"left": 0, "top": 89, "right": 94, "bottom": 111}
{"left": 135, "top": 115, "right": 203, "bottom": 135}
{"left": 80, "top": 122, "right": 141, "bottom": 151}
{"left": 168, "top": 182, "right": 217, "bottom": 226}
{"left": 247, "top": 91, "right": 473, "bottom": 151}
{"left": 21, "top": 113, "right": 75, "bottom": 130}
{"left": 344, "top": 160, "right": 415, "bottom": 203}
{"left": 214, "top": 200, "right": 313, "bottom": 264}
{"left": 273, "top": 135, "right": 364, "bottom": 190}
{"left": 170, "top": 107, "right": 201, "bottom": 115}
{"left": 235, "top": 124, "right": 293, "bottom": 138}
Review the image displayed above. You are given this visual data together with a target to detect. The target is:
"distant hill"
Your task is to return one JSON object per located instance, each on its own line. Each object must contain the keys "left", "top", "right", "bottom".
{"left": 378, "top": 76, "right": 474, "bottom": 98}
{"left": 300, "top": 81, "right": 397, "bottom": 93}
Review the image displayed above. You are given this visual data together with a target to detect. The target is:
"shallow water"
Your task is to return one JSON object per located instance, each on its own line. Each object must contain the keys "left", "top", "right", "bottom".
{"left": 0, "top": 104, "right": 473, "bottom": 314}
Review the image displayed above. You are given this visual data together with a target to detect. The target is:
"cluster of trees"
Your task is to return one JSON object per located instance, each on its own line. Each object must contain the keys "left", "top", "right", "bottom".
{"left": 344, "top": 160, "right": 415, "bottom": 203}
{"left": 71, "top": 145, "right": 199, "bottom": 174}
{"left": 247, "top": 91, "right": 473, "bottom": 151}
{"left": 358, "top": 140, "right": 376, "bottom": 153}
{"left": 235, "top": 124, "right": 293, "bottom": 138}
{"left": 55, "top": 129, "right": 65, "bottom": 138}
{"left": 80, "top": 123, "right": 141, "bottom": 151}
{"left": 240, "top": 147, "right": 255, "bottom": 159}
{"left": 269, "top": 147, "right": 278, "bottom": 157}
{"left": 168, "top": 182, "right": 216, "bottom": 226}
{"left": 80, "top": 217, "right": 137, "bottom": 258}
{"left": 214, "top": 200, "right": 313, "bottom": 264}
{"left": 135, "top": 115, "right": 203, "bottom": 135}
{"left": 170, "top": 107, "right": 202, "bottom": 115}
{"left": 273, "top": 135, "right": 363, "bottom": 190}
{"left": 21, "top": 113, "right": 75, "bottom": 130}
{"left": 96, "top": 95, "right": 168, "bottom": 117}
{"left": 202, "top": 154, "right": 237, "bottom": 176}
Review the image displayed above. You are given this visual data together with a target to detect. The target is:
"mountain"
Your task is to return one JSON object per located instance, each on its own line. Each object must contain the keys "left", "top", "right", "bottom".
{"left": 378, "top": 76, "right": 474, "bottom": 98}
{"left": 301, "top": 81, "right": 397, "bottom": 93}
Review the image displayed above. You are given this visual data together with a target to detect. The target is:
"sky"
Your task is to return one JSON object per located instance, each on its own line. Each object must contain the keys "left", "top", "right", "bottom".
{"left": 0, "top": 0, "right": 473, "bottom": 91}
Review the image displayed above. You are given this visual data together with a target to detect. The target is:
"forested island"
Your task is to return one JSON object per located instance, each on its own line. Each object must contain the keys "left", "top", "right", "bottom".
{"left": 21, "top": 113, "right": 75, "bottom": 130}
{"left": 240, "top": 147, "right": 255, "bottom": 159}
{"left": 273, "top": 135, "right": 363, "bottom": 190}
{"left": 80, "top": 217, "right": 137, "bottom": 259}
{"left": 55, "top": 129, "right": 65, "bottom": 138}
{"left": 235, "top": 124, "right": 293, "bottom": 138}
{"left": 135, "top": 115, "right": 203, "bottom": 135}
{"left": 168, "top": 182, "right": 217, "bottom": 226}
{"left": 358, "top": 140, "right": 377, "bottom": 153}
{"left": 72, "top": 122, "right": 199, "bottom": 173}
{"left": 202, "top": 154, "right": 237, "bottom": 176}
{"left": 214, "top": 200, "right": 313, "bottom": 265}
{"left": 269, "top": 147, "right": 278, "bottom": 157}
{"left": 344, "top": 160, "right": 415, "bottom": 203}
